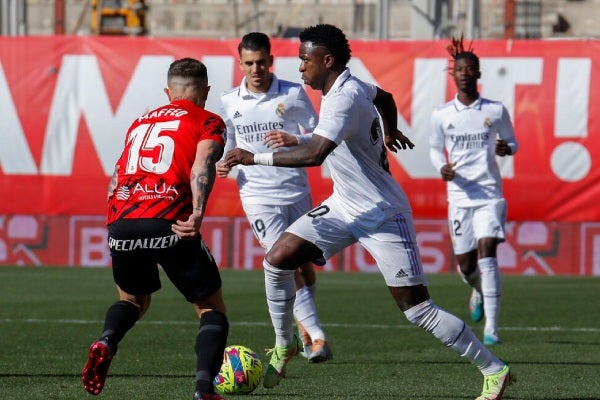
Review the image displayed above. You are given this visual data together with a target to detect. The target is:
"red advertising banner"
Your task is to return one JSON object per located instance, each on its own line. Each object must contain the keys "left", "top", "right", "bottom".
{"left": 0, "top": 37, "right": 599, "bottom": 274}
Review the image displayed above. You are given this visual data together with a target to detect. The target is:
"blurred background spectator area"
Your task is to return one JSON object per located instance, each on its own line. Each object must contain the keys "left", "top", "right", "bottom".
{"left": 2, "top": 0, "right": 599, "bottom": 39}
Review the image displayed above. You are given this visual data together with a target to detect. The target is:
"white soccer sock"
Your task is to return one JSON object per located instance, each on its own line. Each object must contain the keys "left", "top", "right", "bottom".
{"left": 263, "top": 259, "right": 296, "bottom": 347}
{"left": 457, "top": 265, "right": 482, "bottom": 292}
{"left": 479, "top": 257, "right": 501, "bottom": 336}
{"left": 404, "top": 300, "right": 504, "bottom": 375}
{"left": 294, "top": 285, "right": 326, "bottom": 341}
{"left": 306, "top": 283, "right": 316, "bottom": 297}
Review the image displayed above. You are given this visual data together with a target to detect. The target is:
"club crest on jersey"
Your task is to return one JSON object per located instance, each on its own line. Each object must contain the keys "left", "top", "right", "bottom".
{"left": 275, "top": 103, "right": 286, "bottom": 117}
{"left": 484, "top": 118, "right": 492, "bottom": 128}
{"left": 369, "top": 118, "right": 382, "bottom": 145}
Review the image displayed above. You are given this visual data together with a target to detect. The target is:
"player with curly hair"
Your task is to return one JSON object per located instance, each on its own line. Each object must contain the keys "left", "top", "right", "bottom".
{"left": 225, "top": 24, "right": 515, "bottom": 400}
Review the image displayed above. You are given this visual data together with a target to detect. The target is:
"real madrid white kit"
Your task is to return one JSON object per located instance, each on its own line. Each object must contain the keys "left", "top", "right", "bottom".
{"left": 220, "top": 74, "right": 317, "bottom": 250}
{"left": 286, "top": 69, "right": 426, "bottom": 287}
{"left": 430, "top": 95, "right": 519, "bottom": 252}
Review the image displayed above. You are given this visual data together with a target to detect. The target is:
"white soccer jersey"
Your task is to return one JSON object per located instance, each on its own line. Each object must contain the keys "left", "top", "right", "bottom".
{"left": 220, "top": 74, "right": 318, "bottom": 205}
{"left": 313, "top": 69, "right": 412, "bottom": 230}
{"left": 429, "top": 95, "right": 519, "bottom": 206}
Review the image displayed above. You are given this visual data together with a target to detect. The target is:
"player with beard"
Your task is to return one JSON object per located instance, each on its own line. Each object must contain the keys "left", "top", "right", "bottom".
{"left": 82, "top": 58, "right": 229, "bottom": 400}
{"left": 217, "top": 32, "right": 332, "bottom": 363}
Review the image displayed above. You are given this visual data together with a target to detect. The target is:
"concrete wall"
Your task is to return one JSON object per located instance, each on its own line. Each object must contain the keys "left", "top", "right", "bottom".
{"left": 17, "top": 0, "right": 600, "bottom": 39}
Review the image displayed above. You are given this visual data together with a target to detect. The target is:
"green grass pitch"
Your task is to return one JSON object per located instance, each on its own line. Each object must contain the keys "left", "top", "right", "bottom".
{"left": 1, "top": 267, "right": 599, "bottom": 399}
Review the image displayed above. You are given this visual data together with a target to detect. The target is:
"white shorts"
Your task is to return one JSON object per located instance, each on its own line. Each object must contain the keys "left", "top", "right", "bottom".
{"left": 286, "top": 198, "right": 428, "bottom": 288}
{"left": 448, "top": 199, "right": 507, "bottom": 255}
{"left": 242, "top": 194, "right": 312, "bottom": 251}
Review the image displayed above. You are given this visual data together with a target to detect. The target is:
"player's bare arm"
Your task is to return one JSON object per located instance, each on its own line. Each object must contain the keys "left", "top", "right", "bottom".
{"left": 225, "top": 134, "right": 336, "bottom": 168}
{"left": 172, "top": 139, "right": 223, "bottom": 239}
{"left": 374, "top": 87, "right": 414, "bottom": 153}
{"left": 107, "top": 165, "right": 119, "bottom": 200}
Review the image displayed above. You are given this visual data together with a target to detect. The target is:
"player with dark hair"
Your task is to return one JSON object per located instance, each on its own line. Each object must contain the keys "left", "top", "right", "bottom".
{"left": 217, "top": 32, "right": 333, "bottom": 363}
{"left": 82, "top": 58, "right": 229, "bottom": 400}
{"left": 430, "top": 36, "right": 519, "bottom": 346}
{"left": 225, "top": 24, "right": 515, "bottom": 399}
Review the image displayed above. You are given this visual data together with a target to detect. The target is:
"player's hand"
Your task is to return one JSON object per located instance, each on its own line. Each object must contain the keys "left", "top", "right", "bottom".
{"left": 385, "top": 129, "right": 415, "bottom": 153}
{"left": 264, "top": 130, "right": 298, "bottom": 149}
{"left": 216, "top": 160, "right": 231, "bottom": 178}
{"left": 171, "top": 212, "right": 203, "bottom": 240}
{"left": 224, "top": 148, "right": 255, "bottom": 167}
{"left": 496, "top": 139, "right": 512, "bottom": 156}
{"left": 441, "top": 162, "right": 456, "bottom": 181}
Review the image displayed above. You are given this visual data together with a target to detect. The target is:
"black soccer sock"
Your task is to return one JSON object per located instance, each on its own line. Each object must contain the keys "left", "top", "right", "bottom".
{"left": 194, "top": 311, "right": 229, "bottom": 394}
{"left": 100, "top": 300, "right": 140, "bottom": 354}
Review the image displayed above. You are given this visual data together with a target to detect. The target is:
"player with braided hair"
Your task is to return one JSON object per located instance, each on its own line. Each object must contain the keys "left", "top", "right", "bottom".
{"left": 430, "top": 36, "right": 519, "bottom": 346}
{"left": 226, "top": 24, "right": 515, "bottom": 399}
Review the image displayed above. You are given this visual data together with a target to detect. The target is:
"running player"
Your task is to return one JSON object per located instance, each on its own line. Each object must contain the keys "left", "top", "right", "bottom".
{"left": 82, "top": 58, "right": 229, "bottom": 400}
{"left": 430, "top": 36, "right": 519, "bottom": 345}
{"left": 217, "top": 32, "right": 332, "bottom": 362}
{"left": 224, "top": 24, "right": 515, "bottom": 400}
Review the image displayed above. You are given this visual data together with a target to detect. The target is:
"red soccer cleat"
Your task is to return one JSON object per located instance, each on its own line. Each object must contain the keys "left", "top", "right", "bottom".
{"left": 82, "top": 339, "right": 114, "bottom": 395}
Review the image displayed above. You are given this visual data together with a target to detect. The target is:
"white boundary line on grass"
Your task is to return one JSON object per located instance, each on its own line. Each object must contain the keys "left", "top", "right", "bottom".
{"left": 1, "top": 318, "right": 600, "bottom": 333}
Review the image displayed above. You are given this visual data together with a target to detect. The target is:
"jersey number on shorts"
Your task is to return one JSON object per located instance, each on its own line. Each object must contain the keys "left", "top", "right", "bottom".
{"left": 452, "top": 219, "right": 462, "bottom": 236}
{"left": 251, "top": 219, "right": 266, "bottom": 239}
{"left": 307, "top": 204, "right": 330, "bottom": 218}
{"left": 125, "top": 121, "right": 179, "bottom": 174}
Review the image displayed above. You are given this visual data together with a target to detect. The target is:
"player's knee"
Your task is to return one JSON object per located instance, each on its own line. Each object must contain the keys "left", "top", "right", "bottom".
{"left": 265, "top": 244, "right": 297, "bottom": 269}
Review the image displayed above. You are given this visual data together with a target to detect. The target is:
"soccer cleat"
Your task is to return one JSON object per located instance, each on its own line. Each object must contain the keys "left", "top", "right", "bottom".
{"left": 296, "top": 322, "right": 313, "bottom": 358}
{"left": 469, "top": 289, "right": 484, "bottom": 322}
{"left": 82, "top": 338, "right": 114, "bottom": 395}
{"left": 307, "top": 339, "right": 333, "bottom": 363}
{"left": 484, "top": 333, "right": 501, "bottom": 345}
{"left": 476, "top": 364, "right": 515, "bottom": 400}
{"left": 262, "top": 335, "right": 302, "bottom": 389}
{"left": 193, "top": 391, "right": 225, "bottom": 400}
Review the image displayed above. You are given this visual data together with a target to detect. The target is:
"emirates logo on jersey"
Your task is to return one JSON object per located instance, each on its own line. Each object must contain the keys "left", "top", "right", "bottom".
{"left": 275, "top": 103, "right": 286, "bottom": 117}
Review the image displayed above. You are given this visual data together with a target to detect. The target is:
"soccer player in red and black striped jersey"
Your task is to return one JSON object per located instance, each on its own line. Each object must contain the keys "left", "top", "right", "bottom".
{"left": 82, "top": 58, "right": 229, "bottom": 400}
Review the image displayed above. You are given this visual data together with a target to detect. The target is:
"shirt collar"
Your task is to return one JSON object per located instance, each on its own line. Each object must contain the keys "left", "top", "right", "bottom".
{"left": 239, "top": 74, "right": 279, "bottom": 99}
{"left": 453, "top": 94, "right": 482, "bottom": 111}
{"left": 324, "top": 68, "right": 351, "bottom": 98}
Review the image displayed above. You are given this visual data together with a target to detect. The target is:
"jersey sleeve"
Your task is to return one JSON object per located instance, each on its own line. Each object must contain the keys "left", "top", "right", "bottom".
{"left": 429, "top": 109, "right": 447, "bottom": 172}
{"left": 219, "top": 101, "right": 237, "bottom": 158}
{"left": 295, "top": 86, "right": 318, "bottom": 132}
{"left": 498, "top": 105, "right": 519, "bottom": 155}
{"left": 201, "top": 114, "right": 226, "bottom": 148}
{"left": 313, "top": 92, "right": 356, "bottom": 144}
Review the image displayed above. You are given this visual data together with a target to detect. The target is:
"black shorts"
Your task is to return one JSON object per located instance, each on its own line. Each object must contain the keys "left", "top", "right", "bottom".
{"left": 108, "top": 219, "right": 221, "bottom": 302}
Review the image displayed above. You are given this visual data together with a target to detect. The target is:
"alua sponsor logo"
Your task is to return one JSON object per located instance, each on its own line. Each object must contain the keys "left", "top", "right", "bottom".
{"left": 132, "top": 182, "right": 179, "bottom": 196}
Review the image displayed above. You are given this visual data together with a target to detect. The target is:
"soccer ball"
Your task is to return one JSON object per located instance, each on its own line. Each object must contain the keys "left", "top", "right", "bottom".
{"left": 214, "top": 345, "right": 263, "bottom": 394}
